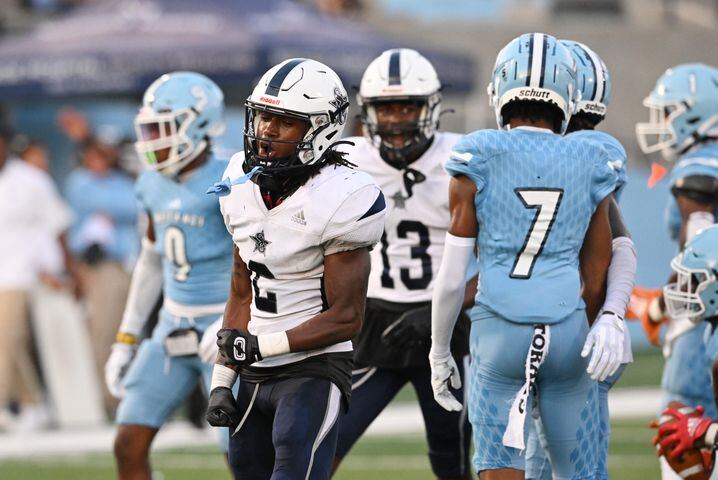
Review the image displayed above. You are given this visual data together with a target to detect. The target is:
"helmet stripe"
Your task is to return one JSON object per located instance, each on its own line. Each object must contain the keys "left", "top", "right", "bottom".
{"left": 538, "top": 36, "right": 548, "bottom": 88}
{"left": 525, "top": 34, "right": 534, "bottom": 87}
{"left": 583, "top": 45, "right": 604, "bottom": 103}
{"left": 529, "top": 33, "right": 545, "bottom": 88}
{"left": 265, "top": 58, "right": 307, "bottom": 96}
{"left": 388, "top": 50, "right": 402, "bottom": 86}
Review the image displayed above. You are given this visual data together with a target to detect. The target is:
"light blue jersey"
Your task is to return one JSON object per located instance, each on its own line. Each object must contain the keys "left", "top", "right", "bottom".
{"left": 135, "top": 157, "right": 233, "bottom": 305}
{"left": 566, "top": 129, "right": 627, "bottom": 199}
{"left": 665, "top": 144, "right": 718, "bottom": 240}
{"left": 447, "top": 127, "right": 618, "bottom": 324}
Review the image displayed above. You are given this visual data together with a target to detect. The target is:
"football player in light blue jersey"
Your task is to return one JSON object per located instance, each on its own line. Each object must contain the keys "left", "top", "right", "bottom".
{"left": 635, "top": 63, "right": 718, "bottom": 479}
{"left": 653, "top": 226, "right": 718, "bottom": 477}
{"left": 430, "top": 33, "right": 622, "bottom": 479}
{"left": 525, "top": 40, "right": 637, "bottom": 480}
{"left": 104, "top": 71, "right": 234, "bottom": 480}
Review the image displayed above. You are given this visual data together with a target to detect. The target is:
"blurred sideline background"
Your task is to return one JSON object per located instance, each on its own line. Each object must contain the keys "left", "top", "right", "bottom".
{"left": 0, "top": 0, "right": 716, "bottom": 478}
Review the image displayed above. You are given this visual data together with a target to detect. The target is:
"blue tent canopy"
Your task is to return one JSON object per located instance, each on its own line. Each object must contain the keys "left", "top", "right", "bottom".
{"left": 0, "top": 0, "right": 474, "bottom": 98}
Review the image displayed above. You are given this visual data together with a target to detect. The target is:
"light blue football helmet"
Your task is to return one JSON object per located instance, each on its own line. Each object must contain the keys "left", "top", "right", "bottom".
{"left": 487, "top": 32, "right": 579, "bottom": 134}
{"left": 636, "top": 63, "right": 718, "bottom": 161}
{"left": 135, "top": 71, "right": 225, "bottom": 176}
{"left": 560, "top": 40, "right": 611, "bottom": 118}
{"left": 664, "top": 224, "right": 718, "bottom": 323}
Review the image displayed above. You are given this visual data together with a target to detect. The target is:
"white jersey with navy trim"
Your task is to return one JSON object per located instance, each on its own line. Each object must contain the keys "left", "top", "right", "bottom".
{"left": 339, "top": 132, "right": 462, "bottom": 303}
{"left": 219, "top": 152, "right": 386, "bottom": 368}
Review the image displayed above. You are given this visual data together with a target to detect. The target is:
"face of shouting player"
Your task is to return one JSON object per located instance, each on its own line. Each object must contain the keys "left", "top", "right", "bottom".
{"left": 254, "top": 111, "right": 310, "bottom": 161}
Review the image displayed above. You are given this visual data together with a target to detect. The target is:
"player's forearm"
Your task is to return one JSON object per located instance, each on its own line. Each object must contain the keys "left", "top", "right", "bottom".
{"left": 222, "top": 294, "right": 251, "bottom": 330}
{"left": 431, "top": 233, "right": 475, "bottom": 355}
{"left": 286, "top": 302, "right": 364, "bottom": 352}
{"left": 117, "top": 237, "right": 163, "bottom": 341}
{"left": 285, "top": 249, "right": 370, "bottom": 353}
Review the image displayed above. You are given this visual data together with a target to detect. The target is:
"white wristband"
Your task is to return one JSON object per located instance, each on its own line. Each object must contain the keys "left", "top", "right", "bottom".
{"left": 210, "top": 364, "right": 237, "bottom": 391}
{"left": 258, "top": 331, "right": 290, "bottom": 358}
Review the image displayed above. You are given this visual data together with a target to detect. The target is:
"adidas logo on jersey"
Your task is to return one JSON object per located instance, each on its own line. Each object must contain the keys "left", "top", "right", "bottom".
{"left": 291, "top": 210, "right": 307, "bottom": 226}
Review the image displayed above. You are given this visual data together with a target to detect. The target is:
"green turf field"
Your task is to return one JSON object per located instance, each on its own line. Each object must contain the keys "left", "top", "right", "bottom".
{"left": 0, "top": 418, "right": 659, "bottom": 479}
{"left": 0, "top": 351, "right": 666, "bottom": 478}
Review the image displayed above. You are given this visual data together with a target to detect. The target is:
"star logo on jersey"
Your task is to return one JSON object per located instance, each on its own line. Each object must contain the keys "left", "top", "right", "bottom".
{"left": 390, "top": 191, "right": 407, "bottom": 209}
{"left": 250, "top": 230, "right": 271, "bottom": 254}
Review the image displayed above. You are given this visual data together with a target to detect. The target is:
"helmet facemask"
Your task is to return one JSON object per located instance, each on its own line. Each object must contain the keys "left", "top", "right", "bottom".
{"left": 635, "top": 97, "right": 686, "bottom": 160}
{"left": 134, "top": 106, "right": 207, "bottom": 176}
{"left": 243, "top": 100, "right": 346, "bottom": 193}
{"left": 663, "top": 255, "right": 714, "bottom": 323}
{"left": 360, "top": 94, "right": 440, "bottom": 169}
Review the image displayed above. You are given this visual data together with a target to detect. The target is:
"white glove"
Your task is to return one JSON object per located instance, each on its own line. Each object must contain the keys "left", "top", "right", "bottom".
{"left": 105, "top": 343, "right": 137, "bottom": 399}
{"left": 581, "top": 311, "right": 625, "bottom": 382}
{"left": 429, "top": 351, "right": 463, "bottom": 411}
{"left": 199, "top": 317, "right": 223, "bottom": 364}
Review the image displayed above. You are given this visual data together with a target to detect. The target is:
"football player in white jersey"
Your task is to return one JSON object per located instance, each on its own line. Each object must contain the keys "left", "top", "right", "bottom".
{"left": 331, "top": 48, "right": 474, "bottom": 479}
{"left": 204, "top": 58, "right": 386, "bottom": 480}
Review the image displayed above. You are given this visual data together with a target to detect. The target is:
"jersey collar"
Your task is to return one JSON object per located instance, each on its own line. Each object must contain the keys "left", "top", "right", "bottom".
{"left": 511, "top": 126, "right": 554, "bottom": 134}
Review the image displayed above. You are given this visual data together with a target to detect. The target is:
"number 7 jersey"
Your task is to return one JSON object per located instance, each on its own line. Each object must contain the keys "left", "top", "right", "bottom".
{"left": 446, "top": 127, "right": 618, "bottom": 324}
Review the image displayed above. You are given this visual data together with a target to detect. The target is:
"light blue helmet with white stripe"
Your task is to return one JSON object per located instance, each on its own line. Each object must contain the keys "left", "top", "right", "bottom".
{"left": 664, "top": 224, "right": 718, "bottom": 323}
{"left": 560, "top": 40, "right": 611, "bottom": 119}
{"left": 487, "top": 33, "right": 579, "bottom": 134}
{"left": 134, "top": 71, "right": 225, "bottom": 176}
{"left": 636, "top": 63, "right": 718, "bottom": 161}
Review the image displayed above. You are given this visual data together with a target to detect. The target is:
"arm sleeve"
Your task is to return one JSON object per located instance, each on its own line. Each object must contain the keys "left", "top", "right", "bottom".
{"left": 601, "top": 236, "right": 637, "bottom": 317}
{"left": 445, "top": 134, "right": 487, "bottom": 192}
{"left": 430, "top": 233, "right": 476, "bottom": 355}
{"left": 116, "top": 237, "right": 163, "bottom": 337}
{"left": 322, "top": 185, "right": 386, "bottom": 256}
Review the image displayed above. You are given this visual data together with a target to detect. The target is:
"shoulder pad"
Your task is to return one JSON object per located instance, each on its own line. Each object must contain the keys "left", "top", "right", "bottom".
{"left": 223, "top": 151, "right": 246, "bottom": 179}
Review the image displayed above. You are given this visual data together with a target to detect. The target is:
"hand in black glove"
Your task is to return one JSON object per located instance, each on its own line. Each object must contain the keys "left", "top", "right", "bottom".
{"left": 380, "top": 304, "right": 432, "bottom": 350}
{"left": 217, "top": 329, "right": 262, "bottom": 366}
{"left": 206, "top": 387, "right": 240, "bottom": 427}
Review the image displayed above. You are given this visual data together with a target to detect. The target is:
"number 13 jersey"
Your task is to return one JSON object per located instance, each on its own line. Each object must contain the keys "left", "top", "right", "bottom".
{"left": 219, "top": 152, "right": 386, "bottom": 368}
{"left": 446, "top": 127, "right": 618, "bottom": 324}
{"left": 340, "top": 132, "right": 462, "bottom": 303}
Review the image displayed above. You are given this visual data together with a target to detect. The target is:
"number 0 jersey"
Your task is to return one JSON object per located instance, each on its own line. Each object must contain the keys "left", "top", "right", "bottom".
{"left": 447, "top": 127, "right": 618, "bottom": 324}
{"left": 339, "top": 132, "right": 462, "bottom": 303}
{"left": 135, "top": 156, "right": 233, "bottom": 306}
{"left": 219, "top": 152, "right": 386, "bottom": 368}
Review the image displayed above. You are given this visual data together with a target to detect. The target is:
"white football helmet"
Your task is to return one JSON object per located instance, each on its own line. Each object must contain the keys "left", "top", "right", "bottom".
{"left": 134, "top": 71, "right": 225, "bottom": 176}
{"left": 358, "top": 48, "right": 442, "bottom": 166}
{"left": 244, "top": 58, "right": 349, "bottom": 192}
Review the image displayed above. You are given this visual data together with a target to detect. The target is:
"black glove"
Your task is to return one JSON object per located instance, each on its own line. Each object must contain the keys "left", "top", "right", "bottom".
{"left": 380, "top": 304, "right": 432, "bottom": 350}
{"left": 217, "top": 328, "right": 262, "bottom": 366}
{"left": 206, "top": 387, "right": 240, "bottom": 427}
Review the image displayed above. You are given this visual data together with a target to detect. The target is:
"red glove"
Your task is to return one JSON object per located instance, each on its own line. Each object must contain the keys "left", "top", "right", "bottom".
{"left": 653, "top": 405, "right": 714, "bottom": 460}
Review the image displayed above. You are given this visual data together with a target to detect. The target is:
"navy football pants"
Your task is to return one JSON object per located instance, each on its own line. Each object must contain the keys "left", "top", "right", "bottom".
{"left": 228, "top": 377, "right": 341, "bottom": 480}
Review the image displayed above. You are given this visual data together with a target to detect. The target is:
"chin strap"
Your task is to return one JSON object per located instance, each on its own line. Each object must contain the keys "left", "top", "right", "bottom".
{"left": 206, "top": 166, "right": 263, "bottom": 197}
